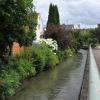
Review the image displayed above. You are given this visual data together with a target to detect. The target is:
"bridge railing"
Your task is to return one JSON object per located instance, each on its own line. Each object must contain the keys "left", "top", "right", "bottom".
{"left": 88, "top": 45, "right": 100, "bottom": 100}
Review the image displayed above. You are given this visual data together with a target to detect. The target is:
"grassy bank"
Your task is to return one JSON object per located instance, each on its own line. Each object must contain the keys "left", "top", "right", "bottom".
{"left": 0, "top": 43, "right": 74, "bottom": 100}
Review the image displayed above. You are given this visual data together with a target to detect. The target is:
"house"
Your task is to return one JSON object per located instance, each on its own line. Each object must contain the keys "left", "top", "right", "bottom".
{"left": 33, "top": 13, "right": 44, "bottom": 44}
{"left": 61, "top": 24, "right": 74, "bottom": 31}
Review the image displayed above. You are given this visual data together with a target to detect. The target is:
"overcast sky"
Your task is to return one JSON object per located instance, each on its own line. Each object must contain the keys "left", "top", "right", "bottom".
{"left": 34, "top": 0, "right": 100, "bottom": 26}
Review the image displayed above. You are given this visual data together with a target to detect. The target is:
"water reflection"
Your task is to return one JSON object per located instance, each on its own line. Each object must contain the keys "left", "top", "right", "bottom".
{"left": 10, "top": 50, "right": 87, "bottom": 100}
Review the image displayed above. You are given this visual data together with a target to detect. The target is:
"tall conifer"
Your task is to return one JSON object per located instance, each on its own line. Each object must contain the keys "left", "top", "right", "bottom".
{"left": 47, "top": 3, "right": 60, "bottom": 27}
{"left": 55, "top": 5, "right": 60, "bottom": 24}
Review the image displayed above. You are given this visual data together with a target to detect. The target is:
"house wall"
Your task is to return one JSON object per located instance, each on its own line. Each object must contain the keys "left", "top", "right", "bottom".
{"left": 35, "top": 13, "right": 44, "bottom": 41}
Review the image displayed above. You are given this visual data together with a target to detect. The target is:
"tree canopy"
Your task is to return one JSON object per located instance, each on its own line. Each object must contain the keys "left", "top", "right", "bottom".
{"left": 95, "top": 24, "right": 100, "bottom": 42}
{"left": 0, "top": 0, "right": 37, "bottom": 57}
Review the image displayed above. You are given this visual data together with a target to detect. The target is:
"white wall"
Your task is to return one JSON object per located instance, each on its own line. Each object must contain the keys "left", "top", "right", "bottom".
{"left": 35, "top": 14, "right": 44, "bottom": 41}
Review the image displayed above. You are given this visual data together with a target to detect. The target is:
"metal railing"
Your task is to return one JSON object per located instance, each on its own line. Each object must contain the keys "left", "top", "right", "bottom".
{"left": 88, "top": 45, "right": 100, "bottom": 100}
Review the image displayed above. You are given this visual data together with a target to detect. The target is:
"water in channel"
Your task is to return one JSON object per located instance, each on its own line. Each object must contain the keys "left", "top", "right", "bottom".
{"left": 10, "top": 50, "right": 87, "bottom": 100}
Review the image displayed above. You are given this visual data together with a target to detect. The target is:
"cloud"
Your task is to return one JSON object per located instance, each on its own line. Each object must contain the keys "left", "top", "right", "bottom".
{"left": 34, "top": 0, "right": 100, "bottom": 25}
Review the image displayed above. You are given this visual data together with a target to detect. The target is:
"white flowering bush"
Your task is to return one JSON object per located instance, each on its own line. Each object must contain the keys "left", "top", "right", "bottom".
{"left": 39, "top": 38, "right": 58, "bottom": 51}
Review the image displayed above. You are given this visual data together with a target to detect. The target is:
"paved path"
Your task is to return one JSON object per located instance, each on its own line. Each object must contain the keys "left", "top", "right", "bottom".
{"left": 93, "top": 48, "right": 100, "bottom": 73}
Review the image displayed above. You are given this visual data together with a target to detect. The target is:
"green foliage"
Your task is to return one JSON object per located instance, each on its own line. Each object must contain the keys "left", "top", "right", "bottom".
{"left": 65, "top": 47, "right": 74, "bottom": 57}
{"left": 56, "top": 47, "right": 74, "bottom": 62}
{"left": 72, "top": 29, "right": 98, "bottom": 48}
{"left": 72, "top": 29, "right": 83, "bottom": 51}
{"left": 47, "top": 3, "right": 60, "bottom": 26}
{"left": 55, "top": 5, "right": 60, "bottom": 24}
{"left": 88, "top": 37, "right": 98, "bottom": 47}
{"left": 40, "top": 44, "right": 59, "bottom": 69}
{"left": 19, "top": 44, "right": 59, "bottom": 73}
{"left": 0, "top": 55, "right": 36, "bottom": 99}
{"left": 0, "top": 70, "right": 20, "bottom": 100}
{"left": 47, "top": 52, "right": 59, "bottom": 68}
{"left": 0, "top": 0, "right": 37, "bottom": 57}
{"left": 80, "top": 29, "right": 98, "bottom": 47}
{"left": 95, "top": 24, "right": 100, "bottom": 43}
{"left": 56, "top": 50, "right": 66, "bottom": 62}
{"left": 15, "top": 59, "right": 36, "bottom": 80}
{"left": 19, "top": 46, "right": 46, "bottom": 73}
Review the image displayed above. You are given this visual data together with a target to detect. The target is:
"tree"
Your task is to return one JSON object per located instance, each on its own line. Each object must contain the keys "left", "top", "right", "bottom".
{"left": 47, "top": 3, "right": 60, "bottom": 27}
{"left": 0, "top": 0, "right": 37, "bottom": 57}
{"left": 54, "top": 5, "right": 60, "bottom": 24}
{"left": 95, "top": 24, "right": 100, "bottom": 42}
{"left": 72, "top": 29, "right": 84, "bottom": 51}
{"left": 47, "top": 3, "right": 52, "bottom": 26}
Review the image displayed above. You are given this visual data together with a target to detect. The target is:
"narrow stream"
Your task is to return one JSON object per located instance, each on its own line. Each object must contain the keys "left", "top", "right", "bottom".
{"left": 10, "top": 49, "right": 87, "bottom": 100}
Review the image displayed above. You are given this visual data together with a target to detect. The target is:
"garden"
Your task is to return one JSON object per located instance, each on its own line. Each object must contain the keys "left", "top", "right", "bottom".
{"left": 0, "top": 1, "right": 99, "bottom": 100}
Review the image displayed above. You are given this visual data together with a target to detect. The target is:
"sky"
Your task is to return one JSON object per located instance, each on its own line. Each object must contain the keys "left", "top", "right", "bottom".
{"left": 34, "top": 0, "right": 100, "bottom": 26}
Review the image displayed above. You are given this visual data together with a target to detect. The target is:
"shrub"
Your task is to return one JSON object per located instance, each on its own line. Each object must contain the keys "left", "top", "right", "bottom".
{"left": 47, "top": 52, "right": 59, "bottom": 68}
{"left": 56, "top": 47, "right": 74, "bottom": 62}
{"left": 39, "top": 38, "right": 58, "bottom": 51}
{"left": 15, "top": 59, "right": 36, "bottom": 80}
{"left": 56, "top": 50, "right": 66, "bottom": 62}
{"left": 72, "top": 29, "right": 83, "bottom": 51}
{"left": 38, "top": 42, "right": 59, "bottom": 69}
{"left": 23, "top": 46, "right": 46, "bottom": 73}
{"left": 0, "top": 70, "right": 20, "bottom": 99}
{"left": 0, "top": 55, "right": 36, "bottom": 99}
{"left": 18, "top": 44, "right": 59, "bottom": 73}
{"left": 94, "top": 24, "right": 100, "bottom": 43}
{"left": 65, "top": 47, "right": 74, "bottom": 57}
{"left": 44, "top": 24, "right": 73, "bottom": 50}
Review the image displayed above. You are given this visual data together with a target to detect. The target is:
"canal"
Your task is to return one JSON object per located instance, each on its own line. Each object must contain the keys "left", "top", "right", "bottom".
{"left": 10, "top": 50, "right": 87, "bottom": 100}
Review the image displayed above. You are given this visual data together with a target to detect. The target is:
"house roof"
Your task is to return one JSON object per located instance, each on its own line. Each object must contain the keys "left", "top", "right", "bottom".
{"left": 61, "top": 24, "right": 74, "bottom": 30}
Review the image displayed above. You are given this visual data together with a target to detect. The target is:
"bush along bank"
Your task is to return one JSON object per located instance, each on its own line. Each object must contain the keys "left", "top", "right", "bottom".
{"left": 0, "top": 39, "right": 75, "bottom": 100}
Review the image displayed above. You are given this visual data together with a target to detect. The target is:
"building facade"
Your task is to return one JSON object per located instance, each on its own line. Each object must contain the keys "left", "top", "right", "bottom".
{"left": 35, "top": 13, "right": 44, "bottom": 42}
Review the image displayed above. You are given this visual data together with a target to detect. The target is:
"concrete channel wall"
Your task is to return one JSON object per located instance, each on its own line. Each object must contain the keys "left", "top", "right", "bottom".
{"left": 79, "top": 46, "right": 100, "bottom": 100}
{"left": 88, "top": 46, "right": 100, "bottom": 100}
{"left": 78, "top": 48, "right": 89, "bottom": 100}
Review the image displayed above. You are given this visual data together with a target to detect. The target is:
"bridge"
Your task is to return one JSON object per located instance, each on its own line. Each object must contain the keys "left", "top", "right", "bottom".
{"left": 79, "top": 45, "right": 100, "bottom": 100}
